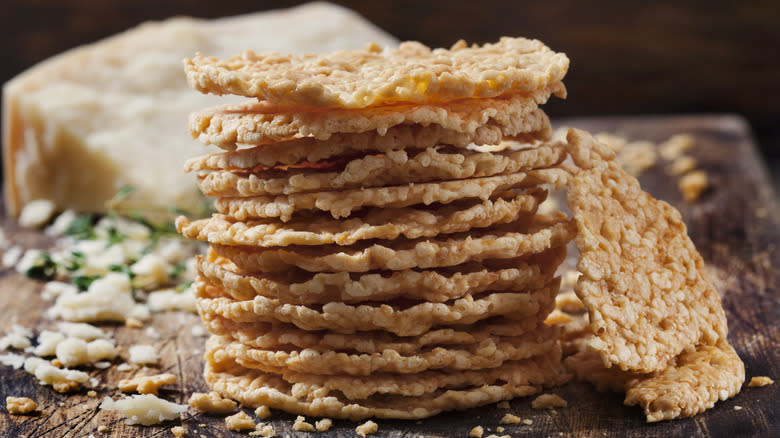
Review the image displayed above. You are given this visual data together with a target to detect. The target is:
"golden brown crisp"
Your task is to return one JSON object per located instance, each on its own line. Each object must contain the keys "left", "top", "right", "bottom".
{"left": 188, "top": 93, "right": 555, "bottom": 147}
{"left": 530, "top": 393, "right": 567, "bottom": 409}
{"left": 6, "top": 396, "right": 37, "bottom": 415}
{"left": 748, "top": 376, "right": 774, "bottom": 387}
{"left": 565, "top": 128, "right": 729, "bottom": 373}
{"left": 188, "top": 391, "right": 237, "bottom": 414}
{"left": 184, "top": 38, "right": 568, "bottom": 108}
{"left": 178, "top": 190, "right": 547, "bottom": 247}
{"left": 215, "top": 168, "right": 569, "bottom": 221}
{"left": 118, "top": 373, "right": 177, "bottom": 396}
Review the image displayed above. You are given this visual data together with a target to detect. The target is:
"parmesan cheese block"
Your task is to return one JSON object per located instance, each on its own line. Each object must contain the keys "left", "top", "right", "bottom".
{"left": 2, "top": 2, "right": 397, "bottom": 218}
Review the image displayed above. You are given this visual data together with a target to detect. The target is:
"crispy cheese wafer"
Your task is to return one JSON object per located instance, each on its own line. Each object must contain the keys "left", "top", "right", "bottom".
{"left": 185, "top": 38, "right": 568, "bottom": 108}
{"left": 209, "top": 217, "right": 575, "bottom": 273}
{"left": 203, "top": 348, "right": 566, "bottom": 420}
{"left": 178, "top": 190, "right": 545, "bottom": 247}
{"left": 215, "top": 168, "right": 569, "bottom": 221}
{"left": 188, "top": 93, "right": 554, "bottom": 147}
{"left": 207, "top": 324, "right": 560, "bottom": 375}
{"left": 565, "top": 128, "right": 730, "bottom": 373}
{"left": 195, "top": 277, "right": 560, "bottom": 336}
{"left": 196, "top": 244, "right": 565, "bottom": 304}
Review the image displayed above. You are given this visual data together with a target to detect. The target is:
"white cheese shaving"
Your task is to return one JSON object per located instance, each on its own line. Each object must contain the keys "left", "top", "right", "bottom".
{"left": 128, "top": 345, "right": 159, "bottom": 365}
{"left": 23, "top": 357, "right": 89, "bottom": 388}
{"left": 0, "top": 324, "right": 34, "bottom": 350}
{"left": 147, "top": 288, "right": 196, "bottom": 313}
{"left": 0, "top": 352, "right": 26, "bottom": 369}
{"left": 2, "top": 245, "right": 23, "bottom": 267}
{"left": 19, "top": 199, "right": 56, "bottom": 228}
{"left": 99, "top": 395, "right": 188, "bottom": 425}
{"left": 58, "top": 322, "right": 108, "bottom": 340}
{"left": 48, "top": 273, "right": 148, "bottom": 322}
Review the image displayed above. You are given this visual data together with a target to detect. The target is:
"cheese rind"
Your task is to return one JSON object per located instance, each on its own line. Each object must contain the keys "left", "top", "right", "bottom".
{"left": 2, "top": 3, "right": 397, "bottom": 218}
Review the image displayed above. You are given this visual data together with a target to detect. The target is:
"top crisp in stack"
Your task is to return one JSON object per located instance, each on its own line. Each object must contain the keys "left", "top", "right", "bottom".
{"left": 177, "top": 38, "right": 577, "bottom": 419}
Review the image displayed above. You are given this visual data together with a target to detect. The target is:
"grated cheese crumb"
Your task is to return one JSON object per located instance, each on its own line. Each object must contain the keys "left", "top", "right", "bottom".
{"left": 225, "top": 411, "right": 255, "bottom": 431}
{"left": 0, "top": 324, "right": 33, "bottom": 350}
{"left": 356, "top": 420, "right": 378, "bottom": 437}
{"left": 171, "top": 425, "right": 186, "bottom": 437}
{"left": 748, "top": 376, "right": 774, "bottom": 387}
{"left": 499, "top": 413, "right": 522, "bottom": 424}
{"left": 188, "top": 391, "right": 236, "bottom": 414}
{"left": 23, "top": 357, "right": 88, "bottom": 392}
{"left": 97, "top": 424, "right": 109, "bottom": 433}
{"left": 19, "top": 199, "right": 56, "bottom": 228}
{"left": 6, "top": 396, "right": 38, "bottom": 414}
{"left": 531, "top": 393, "right": 568, "bottom": 409}
{"left": 0, "top": 352, "right": 26, "bottom": 369}
{"left": 469, "top": 425, "right": 484, "bottom": 438}
{"left": 128, "top": 344, "right": 159, "bottom": 365}
{"left": 678, "top": 170, "right": 708, "bottom": 202}
{"left": 293, "top": 415, "right": 315, "bottom": 431}
{"left": 315, "top": 418, "right": 332, "bottom": 432}
{"left": 119, "top": 373, "right": 177, "bottom": 395}
{"left": 254, "top": 405, "right": 271, "bottom": 419}
{"left": 100, "top": 394, "right": 187, "bottom": 425}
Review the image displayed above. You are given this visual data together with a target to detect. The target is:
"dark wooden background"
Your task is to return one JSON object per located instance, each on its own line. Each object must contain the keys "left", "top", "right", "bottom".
{"left": 2, "top": 0, "right": 779, "bottom": 190}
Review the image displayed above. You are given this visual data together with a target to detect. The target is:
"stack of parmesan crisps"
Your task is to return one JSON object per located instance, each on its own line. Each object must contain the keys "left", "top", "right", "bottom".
{"left": 177, "top": 38, "right": 577, "bottom": 419}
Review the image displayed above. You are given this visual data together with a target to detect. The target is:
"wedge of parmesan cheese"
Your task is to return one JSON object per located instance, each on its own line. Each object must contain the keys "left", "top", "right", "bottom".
{"left": 2, "top": 2, "right": 396, "bottom": 218}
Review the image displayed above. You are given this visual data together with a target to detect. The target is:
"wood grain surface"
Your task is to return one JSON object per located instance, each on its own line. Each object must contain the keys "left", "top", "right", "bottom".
{"left": 0, "top": 115, "right": 777, "bottom": 437}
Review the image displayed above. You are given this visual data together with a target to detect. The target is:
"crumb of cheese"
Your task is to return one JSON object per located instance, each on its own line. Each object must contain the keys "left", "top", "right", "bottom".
{"left": 469, "top": 425, "right": 484, "bottom": 438}
{"left": 99, "top": 394, "right": 187, "bottom": 425}
{"left": 315, "top": 418, "right": 333, "bottom": 432}
{"left": 225, "top": 411, "right": 255, "bottom": 431}
{"left": 293, "top": 415, "right": 315, "bottom": 431}
{"left": 679, "top": 170, "right": 708, "bottom": 202}
{"left": 171, "top": 425, "right": 186, "bottom": 437}
{"left": 748, "top": 376, "right": 774, "bottom": 387}
{"left": 356, "top": 420, "right": 378, "bottom": 437}
{"left": 128, "top": 344, "right": 159, "bottom": 365}
{"left": 119, "top": 373, "right": 177, "bottom": 395}
{"left": 254, "top": 405, "right": 271, "bottom": 419}
{"left": 499, "top": 413, "right": 522, "bottom": 424}
{"left": 531, "top": 393, "right": 568, "bottom": 409}
{"left": 6, "top": 396, "right": 37, "bottom": 414}
{"left": 188, "top": 391, "right": 237, "bottom": 414}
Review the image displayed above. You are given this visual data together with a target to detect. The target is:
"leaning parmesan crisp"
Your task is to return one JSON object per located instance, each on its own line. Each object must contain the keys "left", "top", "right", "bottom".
{"left": 185, "top": 37, "right": 568, "bottom": 108}
{"left": 565, "top": 128, "right": 729, "bottom": 373}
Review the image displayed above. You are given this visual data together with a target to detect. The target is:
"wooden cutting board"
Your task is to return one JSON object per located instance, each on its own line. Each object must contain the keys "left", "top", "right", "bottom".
{"left": 0, "top": 115, "right": 777, "bottom": 437}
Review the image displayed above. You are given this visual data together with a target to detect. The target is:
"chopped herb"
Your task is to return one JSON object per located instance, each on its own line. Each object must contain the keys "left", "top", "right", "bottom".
{"left": 26, "top": 252, "right": 58, "bottom": 281}
{"left": 106, "top": 227, "right": 126, "bottom": 246}
{"left": 64, "top": 215, "right": 96, "bottom": 240}
{"left": 72, "top": 275, "right": 100, "bottom": 291}
{"left": 175, "top": 281, "right": 193, "bottom": 293}
{"left": 108, "top": 264, "right": 136, "bottom": 280}
{"left": 169, "top": 262, "right": 186, "bottom": 279}
{"left": 105, "top": 185, "right": 136, "bottom": 211}
{"left": 64, "top": 251, "right": 86, "bottom": 272}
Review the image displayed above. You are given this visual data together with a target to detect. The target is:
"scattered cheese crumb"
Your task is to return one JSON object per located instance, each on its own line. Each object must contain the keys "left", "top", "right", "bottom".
{"left": 500, "top": 413, "right": 522, "bottom": 424}
{"left": 293, "top": 415, "right": 315, "bottom": 431}
{"left": 225, "top": 411, "right": 255, "bottom": 431}
{"left": 44, "top": 209, "right": 76, "bottom": 236}
{"left": 669, "top": 156, "right": 698, "bottom": 176}
{"left": 0, "top": 324, "right": 33, "bottom": 350}
{"left": 147, "top": 289, "right": 197, "bottom": 313}
{"left": 496, "top": 400, "right": 510, "bottom": 409}
{"left": 254, "top": 405, "right": 271, "bottom": 419}
{"left": 748, "top": 376, "right": 775, "bottom": 387}
{"left": 55, "top": 338, "right": 89, "bottom": 367}
{"left": 116, "top": 363, "right": 133, "bottom": 372}
{"left": 171, "top": 425, "right": 186, "bottom": 437}
{"left": 250, "top": 423, "right": 276, "bottom": 437}
{"left": 733, "top": 406, "right": 743, "bottom": 411}
{"left": 523, "top": 419, "right": 533, "bottom": 425}
{"left": 19, "top": 199, "right": 56, "bottom": 228}
{"left": 531, "top": 393, "right": 568, "bottom": 409}
{"left": 48, "top": 273, "right": 149, "bottom": 322}
{"left": 88, "top": 390, "right": 98, "bottom": 398}
{"left": 496, "top": 427, "right": 505, "bottom": 433}
{"left": 469, "top": 425, "right": 484, "bottom": 438}
{"left": 119, "top": 373, "right": 177, "bottom": 395}
{"left": 125, "top": 317, "right": 145, "bottom": 328}
{"left": 2, "top": 245, "right": 23, "bottom": 268}
{"left": 0, "top": 352, "right": 26, "bottom": 369}
{"left": 188, "top": 391, "right": 237, "bottom": 414}
{"left": 356, "top": 420, "right": 378, "bottom": 437}
{"left": 679, "top": 170, "right": 708, "bottom": 202}
{"left": 485, "top": 435, "right": 511, "bottom": 438}
{"left": 659, "top": 134, "right": 695, "bottom": 160}
{"left": 23, "top": 357, "right": 89, "bottom": 392}
{"left": 58, "top": 322, "right": 107, "bottom": 340}
{"left": 97, "top": 424, "right": 109, "bottom": 433}
{"left": 315, "top": 418, "right": 333, "bottom": 432}
{"left": 6, "top": 396, "right": 37, "bottom": 414}
{"left": 99, "top": 395, "right": 187, "bottom": 425}
{"left": 128, "top": 344, "right": 159, "bottom": 365}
